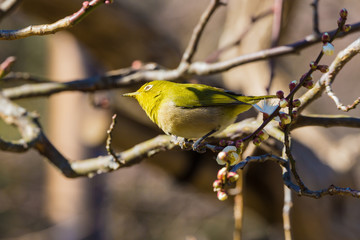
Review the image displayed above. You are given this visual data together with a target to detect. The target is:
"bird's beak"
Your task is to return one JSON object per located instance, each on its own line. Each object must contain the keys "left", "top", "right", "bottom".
{"left": 123, "top": 92, "right": 139, "bottom": 97}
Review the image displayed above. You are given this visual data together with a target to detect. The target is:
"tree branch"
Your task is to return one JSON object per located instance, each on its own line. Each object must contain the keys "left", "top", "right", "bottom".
{"left": 292, "top": 114, "right": 360, "bottom": 130}
{"left": 2, "top": 22, "right": 360, "bottom": 100}
{"left": 0, "top": 0, "right": 111, "bottom": 40}
{"left": 298, "top": 37, "right": 360, "bottom": 112}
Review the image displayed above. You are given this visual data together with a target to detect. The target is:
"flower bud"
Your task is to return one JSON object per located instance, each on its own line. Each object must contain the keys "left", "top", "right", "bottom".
{"left": 322, "top": 43, "right": 334, "bottom": 56}
{"left": 289, "top": 80, "right": 297, "bottom": 91}
{"left": 339, "top": 8, "right": 348, "bottom": 19}
{"left": 227, "top": 140, "right": 234, "bottom": 146}
{"left": 217, "top": 191, "right": 228, "bottom": 201}
{"left": 342, "top": 24, "right": 351, "bottom": 32}
{"left": 217, "top": 167, "right": 227, "bottom": 181}
{"left": 322, "top": 32, "right": 330, "bottom": 43}
{"left": 235, "top": 140, "right": 244, "bottom": 149}
{"left": 317, "top": 65, "right": 329, "bottom": 73}
{"left": 257, "top": 130, "right": 269, "bottom": 141}
{"left": 292, "top": 99, "right": 301, "bottom": 107}
{"left": 279, "top": 98, "right": 289, "bottom": 108}
{"left": 304, "top": 80, "right": 315, "bottom": 89}
{"left": 213, "top": 179, "right": 222, "bottom": 192}
{"left": 216, "top": 151, "right": 227, "bottom": 165}
{"left": 309, "top": 61, "right": 317, "bottom": 70}
{"left": 253, "top": 137, "right": 262, "bottom": 146}
{"left": 292, "top": 110, "right": 298, "bottom": 118}
{"left": 227, "top": 172, "right": 239, "bottom": 183}
{"left": 279, "top": 112, "right": 291, "bottom": 125}
{"left": 276, "top": 90, "right": 284, "bottom": 99}
{"left": 219, "top": 139, "right": 227, "bottom": 146}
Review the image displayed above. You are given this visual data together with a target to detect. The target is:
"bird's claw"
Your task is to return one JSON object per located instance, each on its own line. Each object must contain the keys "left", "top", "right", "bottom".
{"left": 192, "top": 141, "right": 206, "bottom": 153}
{"left": 171, "top": 136, "right": 192, "bottom": 150}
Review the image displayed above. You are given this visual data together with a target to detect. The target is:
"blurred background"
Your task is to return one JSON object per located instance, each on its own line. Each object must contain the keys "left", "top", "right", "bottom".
{"left": 0, "top": 0, "right": 360, "bottom": 239}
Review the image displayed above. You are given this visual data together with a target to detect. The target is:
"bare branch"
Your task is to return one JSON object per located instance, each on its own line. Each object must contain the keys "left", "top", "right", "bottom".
{"left": 0, "top": 0, "right": 111, "bottom": 40}
{"left": 311, "top": 0, "right": 320, "bottom": 35}
{"left": 105, "top": 114, "right": 122, "bottom": 165}
{"left": 70, "top": 135, "right": 175, "bottom": 177}
{"left": 292, "top": 114, "right": 360, "bottom": 129}
{"left": 233, "top": 154, "right": 360, "bottom": 199}
{"left": 0, "top": 92, "right": 40, "bottom": 151}
{"left": 299, "top": 37, "right": 360, "bottom": 111}
{"left": 1, "top": 21, "right": 360, "bottom": 100}
{"left": 180, "top": 0, "right": 224, "bottom": 65}
{"left": 206, "top": 7, "right": 273, "bottom": 63}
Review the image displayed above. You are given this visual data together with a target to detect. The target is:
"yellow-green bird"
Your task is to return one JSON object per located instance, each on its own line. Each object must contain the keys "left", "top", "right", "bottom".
{"left": 124, "top": 80, "right": 275, "bottom": 150}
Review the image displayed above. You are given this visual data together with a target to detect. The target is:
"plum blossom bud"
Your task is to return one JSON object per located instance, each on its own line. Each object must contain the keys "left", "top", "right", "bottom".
{"left": 257, "top": 130, "right": 269, "bottom": 141}
{"left": 322, "top": 32, "right": 330, "bottom": 43}
{"left": 279, "top": 98, "right": 289, "bottom": 108}
{"left": 227, "top": 172, "right": 239, "bottom": 183}
{"left": 289, "top": 80, "right": 297, "bottom": 91}
{"left": 309, "top": 61, "right": 317, "bottom": 70}
{"left": 227, "top": 140, "right": 234, "bottom": 146}
{"left": 217, "top": 191, "right": 228, "bottom": 201}
{"left": 279, "top": 112, "right": 291, "bottom": 125}
{"left": 339, "top": 8, "right": 348, "bottom": 19}
{"left": 276, "top": 90, "right": 284, "bottom": 99}
{"left": 292, "top": 110, "right": 298, "bottom": 118}
{"left": 292, "top": 99, "right": 301, "bottom": 107}
{"left": 322, "top": 43, "right": 334, "bottom": 56}
{"left": 343, "top": 24, "right": 351, "bottom": 32}
{"left": 219, "top": 139, "right": 227, "bottom": 147}
{"left": 217, "top": 167, "right": 227, "bottom": 181}
{"left": 253, "top": 137, "right": 262, "bottom": 146}
{"left": 304, "top": 80, "right": 315, "bottom": 89}
{"left": 317, "top": 65, "right": 329, "bottom": 73}
{"left": 213, "top": 179, "right": 222, "bottom": 192}
{"left": 235, "top": 140, "right": 244, "bottom": 149}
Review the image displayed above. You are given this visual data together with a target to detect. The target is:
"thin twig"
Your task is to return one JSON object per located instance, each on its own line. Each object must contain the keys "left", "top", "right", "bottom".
{"left": 0, "top": 0, "right": 111, "bottom": 40}
{"left": 266, "top": 0, "right": 284, "bottom": 93}
{"left": 298, "top": 37, "right": 360, "bottom": 112}
{"left": 106, "top": 114, "right": 123, "bottom": 167}
{"left": 0, "top": 93, "right": 40, "bottom": 152}
{"left": 180, "top": 0, "right": 223, "bottom": 65}
{"left": 206, "top": 8, "right": 273, "bottom": 63}
{"left": 311, "top": 0, "right": 320, "bottom": 35}
{"left": 233, "top": 154, "right": 360, "bottom": 199}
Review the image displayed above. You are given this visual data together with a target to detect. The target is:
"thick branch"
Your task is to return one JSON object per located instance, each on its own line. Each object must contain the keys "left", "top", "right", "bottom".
{"left": 292, "top": 114, "right": 360, "bottom": 130}
{"left": 0, "top": 92, "right": 40, "bottom": 151}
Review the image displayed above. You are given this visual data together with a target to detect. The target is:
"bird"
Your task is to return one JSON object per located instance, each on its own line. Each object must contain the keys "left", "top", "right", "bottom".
{"left": 123, "top": 80, "right": 276, "bottom": 150}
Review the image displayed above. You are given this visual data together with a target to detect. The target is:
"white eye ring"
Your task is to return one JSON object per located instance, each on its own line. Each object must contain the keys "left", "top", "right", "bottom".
{"left": 144, "top": 85, "right": 153, "bottom": 91}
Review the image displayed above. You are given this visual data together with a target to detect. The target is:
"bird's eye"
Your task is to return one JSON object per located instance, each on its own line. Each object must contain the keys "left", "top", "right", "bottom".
{"left": 144, "top": 85, "right": 153, "bottom": 91}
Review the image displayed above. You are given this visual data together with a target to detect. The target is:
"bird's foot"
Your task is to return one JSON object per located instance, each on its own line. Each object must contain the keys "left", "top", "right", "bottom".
{"left": 171, "top": 136, "right": 192, "bottom": 150}
{"left": 192, "top": 139, "right": 206, "bottom": 153}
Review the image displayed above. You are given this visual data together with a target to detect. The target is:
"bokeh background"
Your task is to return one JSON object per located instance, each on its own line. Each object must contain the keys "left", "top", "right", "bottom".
{"left": 0, "top": 0, "right": 360, "bottom": 239}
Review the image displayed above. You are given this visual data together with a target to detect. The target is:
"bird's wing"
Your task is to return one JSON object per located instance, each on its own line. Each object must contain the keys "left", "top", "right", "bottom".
{"left": 171, "top": 85, "right": 247, "bottom": 108}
